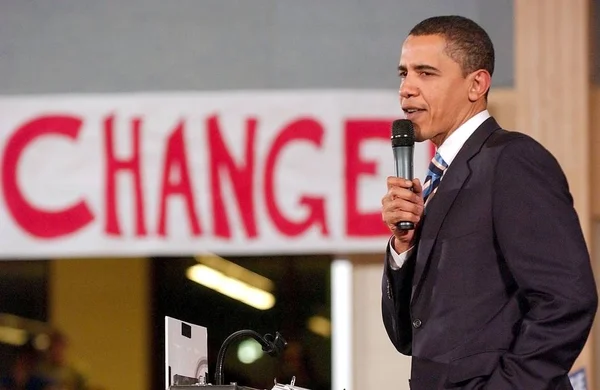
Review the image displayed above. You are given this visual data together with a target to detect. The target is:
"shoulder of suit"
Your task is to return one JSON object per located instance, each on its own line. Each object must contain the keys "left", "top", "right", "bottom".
{"left": 485, "top": 126, "right": 547, "bottom": 151}
{"left": 484, "top": 126, "right": 560, "bottom": 168}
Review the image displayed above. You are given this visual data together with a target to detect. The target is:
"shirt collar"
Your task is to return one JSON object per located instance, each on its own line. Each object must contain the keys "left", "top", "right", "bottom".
{"left": 436, "top": 109, "right": 490, "bottom": 166}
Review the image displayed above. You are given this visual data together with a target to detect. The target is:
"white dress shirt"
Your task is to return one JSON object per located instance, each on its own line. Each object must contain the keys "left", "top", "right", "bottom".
{"left": 389, "top": 109, "right": 491, "bottom": 269}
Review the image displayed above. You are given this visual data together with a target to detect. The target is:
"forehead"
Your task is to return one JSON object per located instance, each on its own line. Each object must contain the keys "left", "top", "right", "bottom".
{"left": 399, "top": 34, "right": 452, "bottom": 67}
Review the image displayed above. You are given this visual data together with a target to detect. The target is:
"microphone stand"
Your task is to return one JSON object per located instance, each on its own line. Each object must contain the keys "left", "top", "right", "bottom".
{"left": 170, "top": 329, "right": 313, "bottom": 389}
{"left": 215, "top": 330, "right": 287, "bottom": 385}
{"left": 168, "top": 329, "right": 288, "bottom": 389}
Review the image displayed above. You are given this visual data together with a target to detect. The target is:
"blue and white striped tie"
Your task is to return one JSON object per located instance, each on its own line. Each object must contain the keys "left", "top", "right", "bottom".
{"left": 422, "top": 151, "right": 448, "bottom": 204}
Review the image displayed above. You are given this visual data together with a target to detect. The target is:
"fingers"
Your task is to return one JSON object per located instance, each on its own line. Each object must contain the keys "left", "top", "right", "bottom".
{"left": 386, "top": 177, "right": 423, "bottom": 195}
{"left": 411, "top": 178, "right": 423, "bottom": 196}
{"left": 381, "top": 187, "right": 424, "bottom": 228}
{"left": 383, "top": 186, "right": 423, "bottom": 206}
{"left": 382, "top": 197, "right": 423, "bottom": 223}
{"left": 384, "top": 209, "right": 422, "bottom": 226}
{"left": 382, "top": 177, "right": 424, "bottom": 243}
{"left": 387, "top": 176, "right": 413, "bottom": 191}
{"left": 383, "top": 176, "right": 425, "bottom": 231}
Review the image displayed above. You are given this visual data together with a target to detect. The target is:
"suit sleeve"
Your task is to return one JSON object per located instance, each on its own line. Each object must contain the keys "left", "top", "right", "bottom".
{"left": 485, "top": 136, "right": 598, "bottom": 389}
{"left": 381, "top": 237, "right": 416, "bottom": 355}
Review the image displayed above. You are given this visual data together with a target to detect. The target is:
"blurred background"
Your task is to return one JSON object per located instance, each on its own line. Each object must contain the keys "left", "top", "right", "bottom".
{"left": 0, "top": 1, "right": 599, "bottom": 390}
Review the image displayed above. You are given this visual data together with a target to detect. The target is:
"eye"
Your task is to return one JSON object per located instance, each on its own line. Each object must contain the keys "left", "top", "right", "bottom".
{"left": 398, "top": 71, "right": 407, "bottom": 79}
{"left": 419, "top": 71, "right": 432, "bottom": 77}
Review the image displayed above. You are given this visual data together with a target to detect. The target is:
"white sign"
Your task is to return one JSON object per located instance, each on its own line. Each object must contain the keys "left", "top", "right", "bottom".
{"left": 0, "top": 91, "right": 431, "bottom": 258}
{"left": 165, "top": 316, "right": 208, "bottom": 388}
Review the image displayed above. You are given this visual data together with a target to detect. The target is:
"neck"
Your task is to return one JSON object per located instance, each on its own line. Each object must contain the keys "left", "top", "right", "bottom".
{"left": 432, "top": 102, "right": 487, "bottom": 147}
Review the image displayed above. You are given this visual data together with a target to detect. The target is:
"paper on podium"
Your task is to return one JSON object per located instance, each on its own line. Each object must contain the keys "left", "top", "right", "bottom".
{"left": 165, "top": 316, "right": 208, "bottom": 389}
{"left": 271, "top": 377, "right": 312, "bottom": 390}
{"left": 271, "top": 385, "right": 311, "bottom": 390}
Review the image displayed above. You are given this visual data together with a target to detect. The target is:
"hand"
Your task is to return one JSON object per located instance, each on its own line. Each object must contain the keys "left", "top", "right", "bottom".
{"left": 381, "top": 177, "right": 424, "bottom": 253}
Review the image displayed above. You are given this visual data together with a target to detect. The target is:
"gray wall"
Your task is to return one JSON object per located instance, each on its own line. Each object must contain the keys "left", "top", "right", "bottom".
{"left": 0, "top": 0, "right": 514, "bottom": 95}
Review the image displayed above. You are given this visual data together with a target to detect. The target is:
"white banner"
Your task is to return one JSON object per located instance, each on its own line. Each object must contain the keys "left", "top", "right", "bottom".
{"left": 0, "top": 91, "right": 431, "bottom": 258}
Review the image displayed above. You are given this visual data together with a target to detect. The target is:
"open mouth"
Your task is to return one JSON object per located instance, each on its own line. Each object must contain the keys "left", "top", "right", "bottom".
{"left": 403, "top": 108, "right": 425, "bottom": 119}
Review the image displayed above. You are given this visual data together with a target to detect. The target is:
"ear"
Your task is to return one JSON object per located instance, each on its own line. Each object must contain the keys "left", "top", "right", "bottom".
{"left": 467, "top": 70, "right": 491, "bottom": 102}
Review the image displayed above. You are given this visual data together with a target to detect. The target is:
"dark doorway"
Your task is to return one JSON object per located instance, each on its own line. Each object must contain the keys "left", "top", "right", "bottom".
{"left": 151, "top": 255, "right": 332, "bottom": 390}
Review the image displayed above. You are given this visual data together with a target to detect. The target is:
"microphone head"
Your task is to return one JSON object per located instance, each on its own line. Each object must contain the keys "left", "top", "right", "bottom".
{"left": 391, "top": 119, "right": 415, "bottom": 147}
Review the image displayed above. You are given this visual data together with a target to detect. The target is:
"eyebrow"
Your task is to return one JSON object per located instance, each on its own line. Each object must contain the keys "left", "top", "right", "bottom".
{"left": 397, "top": 64, "right": 441, "bottom": 74}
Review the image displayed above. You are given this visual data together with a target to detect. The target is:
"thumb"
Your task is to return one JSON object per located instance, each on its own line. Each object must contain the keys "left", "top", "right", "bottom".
{"left": 412, "top": 178, "right": 423, "bottom": 196}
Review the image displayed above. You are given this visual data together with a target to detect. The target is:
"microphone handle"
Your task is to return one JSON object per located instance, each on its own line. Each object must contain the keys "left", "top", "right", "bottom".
{"left": 396, "top": 221, "right": 414, "bottom": 230}
{"left": 393, "top": 146, "right": 415, "bottom": 231}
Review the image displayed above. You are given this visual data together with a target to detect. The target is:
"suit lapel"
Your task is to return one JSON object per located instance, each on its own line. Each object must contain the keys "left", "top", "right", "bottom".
{"left": 411, "top": 117, "right": 502, "bottom": 305}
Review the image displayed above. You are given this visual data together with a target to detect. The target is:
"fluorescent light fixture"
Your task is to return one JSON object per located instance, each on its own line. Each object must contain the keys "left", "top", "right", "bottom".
{"left": 187, "top": 264, "right": 275, "bottom": 310}
{"left": 195, "top": 255, "right": 274, "bottom": 292}
{"left": 307, "top": 315, "right": 331, "bottom": 338}
{"left": 0, "top": 313, "right": 52, "bottom": 350}
{"left": 0, "top": 325, "right": 28, "bottom": 346}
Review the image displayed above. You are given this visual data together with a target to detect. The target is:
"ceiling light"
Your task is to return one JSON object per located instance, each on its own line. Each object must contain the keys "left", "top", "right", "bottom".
{"left": 195, "top": 255, "right": 274, "bottom": 292}
{"left": 0, "top": 326, "right": 28, "bottom": 346}
{"left": 307, "top": 315, "right": 331, "bottom": 338}
{"left": 187, "top": 265, "right": 275, "bottom": 310}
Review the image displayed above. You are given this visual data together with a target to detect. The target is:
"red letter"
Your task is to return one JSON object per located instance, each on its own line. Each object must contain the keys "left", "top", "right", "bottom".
{"left": 345, "top": 120, "right": 390, "bottom": 236}
{"left": 157, "top": 122, "right": 202, "bottom": 236}
{"left": 2, "top": 115, "right": 94, "bottom": 238}
{"left": 208, "top": 115, "right": 257, "bottom": 238}
{"left": 104, "top": 115, "right": 146, "bottom": 236}
{"left": 264, "top": 118, "right": 328, "bottom": 237}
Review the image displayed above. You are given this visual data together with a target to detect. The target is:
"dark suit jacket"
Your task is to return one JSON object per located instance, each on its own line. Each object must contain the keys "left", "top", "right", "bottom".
{"left": 381, "top": 117, "right": 598, "bottom": 389}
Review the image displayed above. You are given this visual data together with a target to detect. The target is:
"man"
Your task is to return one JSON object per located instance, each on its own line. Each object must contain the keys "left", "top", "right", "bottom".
{"left": 380, "top": 15, "right": 597, "bottom": 389}
{"left": 0, "top": 343, "right": 55, "bottom": 390}
{"left": 35, "top": 331, "right": 87, "bottom": 390}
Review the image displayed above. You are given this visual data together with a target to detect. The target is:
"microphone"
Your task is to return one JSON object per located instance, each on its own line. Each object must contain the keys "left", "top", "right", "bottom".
{"left": 391, "top": 119, "right": 415, "bottom": 230}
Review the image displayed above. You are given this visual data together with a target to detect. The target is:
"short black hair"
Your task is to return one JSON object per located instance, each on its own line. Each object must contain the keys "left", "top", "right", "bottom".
{"left": 409, "top": 15, "right": 495, "bottom": 78}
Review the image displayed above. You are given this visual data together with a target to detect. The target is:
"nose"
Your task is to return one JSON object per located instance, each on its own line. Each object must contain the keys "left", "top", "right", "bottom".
{"left": 399, "top": 76, "right": 418, "bottom": 99}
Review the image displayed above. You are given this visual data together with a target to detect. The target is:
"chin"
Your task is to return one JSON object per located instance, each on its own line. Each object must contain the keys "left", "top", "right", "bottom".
{"left": 413, "top": 127, "right": 426, "bottom": 143}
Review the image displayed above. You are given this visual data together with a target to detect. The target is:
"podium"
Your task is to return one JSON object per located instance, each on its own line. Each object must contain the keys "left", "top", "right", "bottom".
{"left": 170, "top": 384, "right": 310, "bottom": 390}
{"left": 166, "top": 318, "right": 312, "bottom": 390}
{"left": 170, "top": 386, "right": 257, "bottom": 390}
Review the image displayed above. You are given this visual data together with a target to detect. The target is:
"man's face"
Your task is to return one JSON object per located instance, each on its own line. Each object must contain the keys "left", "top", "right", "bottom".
{"left": 398, "top": 34, "right": 473, "bottom": 145}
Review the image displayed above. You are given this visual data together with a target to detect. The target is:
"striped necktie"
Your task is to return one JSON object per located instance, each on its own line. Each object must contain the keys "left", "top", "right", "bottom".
{"left": 422, "top": 151, "right": 448, "bottom": 204}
